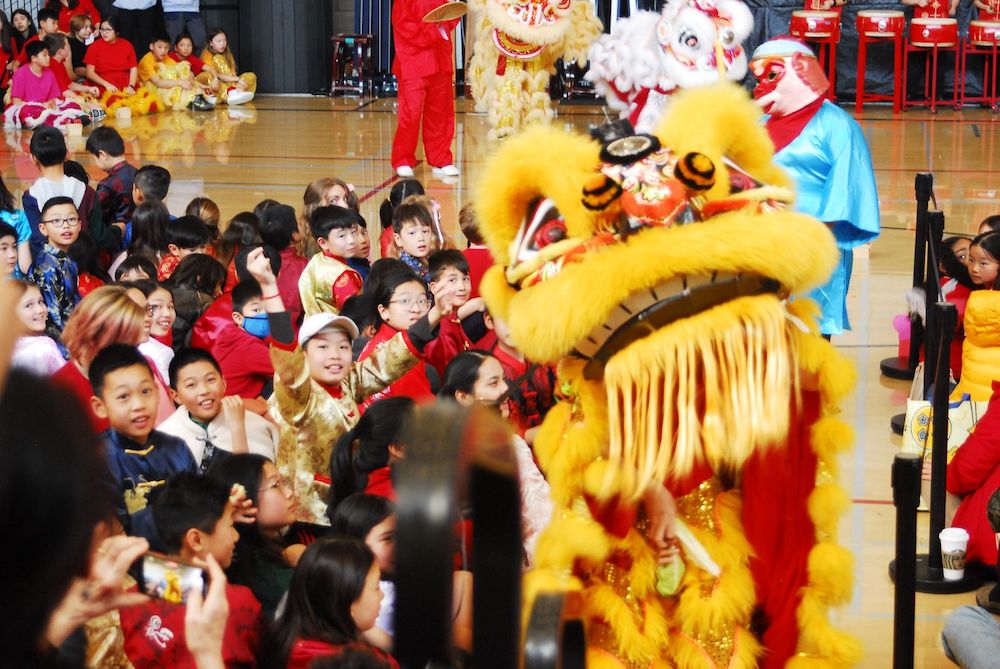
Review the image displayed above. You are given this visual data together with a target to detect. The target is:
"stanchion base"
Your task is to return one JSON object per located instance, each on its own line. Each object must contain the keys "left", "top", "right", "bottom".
{"left": 881, "top": 356, "right": 917, "bottom": 380}
{"left": 889, "top": 555, "right": 989, "bottom": 594}
{"left": 891, "top": 412, "right": 905, "bottom": 436}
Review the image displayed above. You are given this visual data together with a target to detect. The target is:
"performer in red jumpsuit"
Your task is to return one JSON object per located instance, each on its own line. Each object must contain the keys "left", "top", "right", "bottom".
{"left": 390, "top": 0, "right": 461, "bottom": 178}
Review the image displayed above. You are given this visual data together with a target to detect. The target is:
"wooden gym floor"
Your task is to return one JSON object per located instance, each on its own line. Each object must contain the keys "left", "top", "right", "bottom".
{"left": 3, "top": 95, "right": 998, "bottom": 666}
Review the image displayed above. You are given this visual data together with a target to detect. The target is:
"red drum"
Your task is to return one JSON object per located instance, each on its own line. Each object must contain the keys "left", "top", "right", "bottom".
{"left": 969, "top": 20, "right": 1000, "bottom": 46}
{"left": 856, "top": 10, "right": 905, "bottom": 37}
{"left": 914, "top": 4, "right": 950, "bottom": 19}
{"left": 789, "top": 10, "right": 841, "bottom": 39}
{"left": 909, "top": 18, "right": 959, "bottom": 47}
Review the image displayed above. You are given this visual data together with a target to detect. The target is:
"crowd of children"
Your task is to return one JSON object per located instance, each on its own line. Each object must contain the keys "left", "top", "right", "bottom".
{"left": 0, "top": 112, "right": 563, "bottom": 667}
{"left": 0, "top": 6, "right": 254, "bottom": 130}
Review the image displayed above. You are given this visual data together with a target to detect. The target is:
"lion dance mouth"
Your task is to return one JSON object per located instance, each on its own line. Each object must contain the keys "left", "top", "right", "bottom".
{"left": 475, "top": 83, "right": 861, "bottom": 668}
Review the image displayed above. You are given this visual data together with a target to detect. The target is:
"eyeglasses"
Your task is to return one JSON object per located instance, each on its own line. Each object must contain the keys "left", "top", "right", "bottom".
{"left": 99, "top": 27, "right": 114, "bottom": 33}
{"left": 42, "top": 216, "right": 81, "bottom": 229}
{"left": 259, "top": 477, "right": 293, "bottom": 494}
{"left": 390, "top": 296, "right": 429, "bottom": 310}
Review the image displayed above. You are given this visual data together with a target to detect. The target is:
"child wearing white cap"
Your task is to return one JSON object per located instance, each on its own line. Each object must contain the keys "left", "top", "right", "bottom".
{"left": 245, "top": 247, "right": 456, "bottom": 525}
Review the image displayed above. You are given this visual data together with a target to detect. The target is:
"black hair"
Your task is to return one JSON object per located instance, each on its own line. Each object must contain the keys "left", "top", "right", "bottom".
{"left": 44, "top": 0, "right": 80, "bottom": 11}
{"left": 87, "top": 343, "right": 154, "bottom": 397}
{"left": 129, "top": 200, "right": 170, "bottom": 259}
{"left": 438, "top": 350, "right": 492, "bottom": 399}
{"left": 115, "top": 253, "right": 158, "bottom": 281}
{"left": 170, "top": 253, "right": 227, "bottom": 295}
{"left": 368, "top": 265, "right": 424, "bottom": 329}
{"left": 206, "top": 454, "right": 291, "bottom": 613}
{"left": 0, "top": 370, "right": 113, "bottom": 665}
{"left": 29, "top": 125, "right": 67, "bottom": 167}
{"left": 98, "top": 15, "right": 122, "bottom": 35}
{"left": 231, "top": 278, "right": 263, "bottom": 315}
{"left": 85, "top": 126, "right": 126, "bottom": 157}
{"left": 329, "top": 493, "right": 395, "bottom": 543}
{"left": 11, "top": 10, "right": 36, "bottom": 55}
{"left": 0, "top": 220, "right": 16, "bottom": 241}
{"left": 988, "top": 487, "right": 1000, "bottom": 534}
{"left": 40, "top": 195, "right": 76, "bottom": 218}
{"left": 119, "top": 278, "right": 158, "bottom": 297}
{"left": 259, "top": 203, "right": 298, "bottom": 251}
{"left": 166, "top": 215, "right": 211, "bottom": 251}
{"left": 36, "top": 8, "right": 59, "bottom": 23}
{"left": 235, "top": 244, "right": 280, "bottom": 284}
{"left": 340, "top": 294, "right": 374, "bottom": 339}
{"left": 379, "top": 178, "right": 424, "bottom": 231}
{"left": 217, "top": 211, "right": 261, "bottom": 267}
{"left": 980, "top": 215, "right": 1000, "bottom": 233}
{"left": 63, "top": 159, "right": 89, "bottom": 186}
{"left": 365, "top": 258, "right": 408, "bottom": 291}
{"left": 261, "top": 537, "right": 375, "bottom": 669}
{"left": 42, "top": 32, "right": 67, "bottom": 55}
{"left": 939, "top": 237, "right": 976, "bottom": 290}
{"left": 168, "top": 347, "right": 223, "bottom": 389}
{"left": 150, "top": 31, "right": 171, "bottom": 46}
{"left": 151, "top": 471, "right": 231, "bottom": 554}
{"left": 0, "top": 12, "right": 13, "bottom": 60}
{"left": 329, "top": 398, "right": 414, "bottom": 508}
{"left": 253, "top": 198, "right": 279, "bottom": 223}
{"left": 134, "top": 164, "right": 171, "bottom": 201}
{"left": 25, "top": 40, "right": 47, "bottom": 60}
{"left": 0, "top": 173, "right": 18, "bottom": 213}
{"left": 68, "top": 231, "right": 111, "bottom": 284}
{"left": 174, "top": 32, "right": 194, "bottom": 48}
{"left": 310, "top": 205, "right": 364, "bottom": 241}
{"left": 391, "top": 199, "right": 434, "bottom": 234}
{"left": 428, "top": 249, "right": 469, "bottom": 283}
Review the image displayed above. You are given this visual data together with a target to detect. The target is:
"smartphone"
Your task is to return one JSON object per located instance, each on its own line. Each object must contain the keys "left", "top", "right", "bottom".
{"left": 132, "top": 552, "right": 207, "bottom": 604}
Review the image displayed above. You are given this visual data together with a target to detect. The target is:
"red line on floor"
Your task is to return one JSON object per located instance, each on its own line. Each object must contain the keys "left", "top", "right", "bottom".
{"left": 852, "top": 499, "right": 894, "bottom": 505}
{"left": 357, "top": 161, "right": 424, "bottom": 205}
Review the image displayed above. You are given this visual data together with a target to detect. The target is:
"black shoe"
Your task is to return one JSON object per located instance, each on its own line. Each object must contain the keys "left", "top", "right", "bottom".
{"left": 187, "top": 95, "right": 215, "bottom": 112}
{"left": 976, "top": 583, "right": 1000, "bottom": 614}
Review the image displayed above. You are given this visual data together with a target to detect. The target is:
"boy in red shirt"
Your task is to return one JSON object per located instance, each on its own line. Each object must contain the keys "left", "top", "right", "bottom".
{"left": 119, "top": 472, "right": 262, "bottom": 668}
{"left": 298, "top": 205, "right": 363, "bottom": 318}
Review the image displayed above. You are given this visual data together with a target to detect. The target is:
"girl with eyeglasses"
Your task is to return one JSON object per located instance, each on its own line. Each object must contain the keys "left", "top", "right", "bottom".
{"left": 209, "top": 453, "right": 303, "bottom": 619}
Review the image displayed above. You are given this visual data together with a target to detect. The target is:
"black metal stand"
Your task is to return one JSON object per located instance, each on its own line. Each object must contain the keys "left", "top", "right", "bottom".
{"left": 881, "top": 173, "right": 934, "bottom": 382}
{"left": 889, "top": 302, "right": 983, "bottom": 594}
{"left": 890, "top": 452, "right": 920, "bottom": 669}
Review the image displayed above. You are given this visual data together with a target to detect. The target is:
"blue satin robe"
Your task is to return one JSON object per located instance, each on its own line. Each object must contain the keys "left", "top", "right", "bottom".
{"left": 103, "top": 428, "right": 198, "bottom": 523}
{"left": 772, "top": 101, "right": 881, "bottom": 335}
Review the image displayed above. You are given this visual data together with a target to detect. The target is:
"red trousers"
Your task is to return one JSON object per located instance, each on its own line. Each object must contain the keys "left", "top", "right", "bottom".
{"left": 391, "top": 71, "right": 455, "bottom": 169}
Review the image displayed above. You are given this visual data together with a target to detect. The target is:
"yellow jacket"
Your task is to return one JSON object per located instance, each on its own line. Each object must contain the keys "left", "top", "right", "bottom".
{"left": 298, "top": 252, "right": 362, "bottom": 318}
{"left": 268, "top": 333, "right": 419, "bottom": 524}
{"left": 953, "top": 290, "right": 1000, "bottom": 401}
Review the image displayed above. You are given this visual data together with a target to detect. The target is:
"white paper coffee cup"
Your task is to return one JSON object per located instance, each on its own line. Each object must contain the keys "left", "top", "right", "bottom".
{"left": 940, "top": 527, "right": 970, "bottom": 580}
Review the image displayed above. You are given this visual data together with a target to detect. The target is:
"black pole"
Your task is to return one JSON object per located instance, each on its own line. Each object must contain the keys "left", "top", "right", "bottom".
{"left": 922, "top": 211, "right": 946, "bottom": 399}
{"left": 892, "top": 452, "right": 922, "bottom": 669}
{"left": 927, "top": 301, "right": 957, "bottom": 573}
{"left": 907, "top": 173, "right": 934, "bottom": 370}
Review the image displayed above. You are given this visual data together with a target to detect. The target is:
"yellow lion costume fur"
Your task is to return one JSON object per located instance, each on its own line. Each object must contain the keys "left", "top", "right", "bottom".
{"left": 474, "top": 84, "right": 862, "bottom": 668}
{"left": 467, "top": 0, "right": 601, "bottom": 142}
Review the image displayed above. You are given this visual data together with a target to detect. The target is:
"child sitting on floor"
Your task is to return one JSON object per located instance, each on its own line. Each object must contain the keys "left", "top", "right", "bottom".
{"left": 86, "top": 126, "right": 136, "bottom": 241}
{"left": 41, "top": 33, "right": 105, "bottom": 119}
{"left": 28, "top": 196, "right": 81, "bottom": 341}
{"left": 259, "top": 203, "right": 307, "bottom": 326}
{"left": 11, "top": 278, "right": 65, "bottom": 375}
{"left": 5, "top": 41, "right": 88, "bottom": 129}
{"left": 200, "top": 28, "right": 255, "bottom": 105}
{"left": 159, "top": 347, "right": 278, "bottom": 468}
{"left": 245, "top": 246, "right": 457, "bottom": 526}
{"left": 390, "top": 198, "right": 437, "bottom": 284}
{"left": 89, "top": 344, "right": 198, "bottom": 523}
{"left": 138, "top": 32, "right": 213, "bottom": 111}
{"left": 160, "top": 215, "right": 211, "bottom": 281}
{"left": 298, "top": 205, "right": 364, "bottom": 317}
{"left": 117, "top": 472, "right": 263, "bottom": 667}
{"left": 458, "top": 202, "right": 494, "bottom": 299}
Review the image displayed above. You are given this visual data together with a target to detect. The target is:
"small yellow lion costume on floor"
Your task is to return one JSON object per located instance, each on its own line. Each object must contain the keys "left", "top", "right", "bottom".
{"left": 467, "top": 0, "right": 601, "bottom": 141}
{"left": 475, "top": 84, "right": 861, "bottom": 668}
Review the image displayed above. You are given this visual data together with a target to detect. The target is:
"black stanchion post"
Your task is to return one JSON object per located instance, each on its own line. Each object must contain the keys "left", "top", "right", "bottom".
{"left": 927, "top": 301, "right": 956, "bottom": 575}
{"left": 891, "top": 452, "right": 921, "bottom": 669}
{"left": 922, "top": 212, "right": 946, "bottom": 400}
{"left": 883, "top": 172, "right": 933, "bottom": 381}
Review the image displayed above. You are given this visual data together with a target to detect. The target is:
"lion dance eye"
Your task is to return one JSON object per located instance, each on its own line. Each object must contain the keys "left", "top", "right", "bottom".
{"left": 533, "top": 219, "right": 567, "bottom": 249}
{"left": 680, "top": 30, "right": 699, "bottom": 48}
{"left": 720, "top": 28, "right": 736, "bottom": 47}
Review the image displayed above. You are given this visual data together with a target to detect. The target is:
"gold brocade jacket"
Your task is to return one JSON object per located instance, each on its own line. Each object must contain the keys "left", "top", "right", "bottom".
{"left": 268, "top": 332, "right": 420, "bottom": 524}
{"left": 298, "top": 252, "right": 362, "bottom": 318}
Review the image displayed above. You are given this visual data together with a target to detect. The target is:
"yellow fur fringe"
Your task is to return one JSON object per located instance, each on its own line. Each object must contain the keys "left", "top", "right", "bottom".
{"left": 602, "top": 295, "right": 800, "bottom": 501}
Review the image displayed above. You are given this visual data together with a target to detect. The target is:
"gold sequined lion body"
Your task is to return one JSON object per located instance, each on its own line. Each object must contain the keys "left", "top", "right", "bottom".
{"left": 475, "top": 83, "right": 861, "bottom": 668}
{"left": 466, "top": 0, "right": 601, "bottom": 141}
